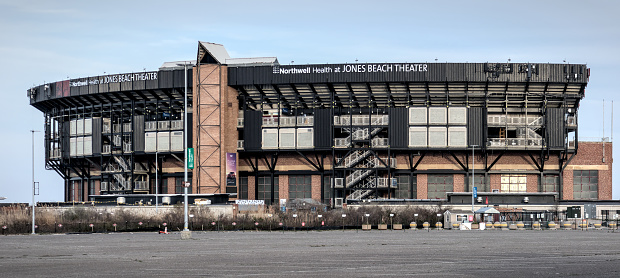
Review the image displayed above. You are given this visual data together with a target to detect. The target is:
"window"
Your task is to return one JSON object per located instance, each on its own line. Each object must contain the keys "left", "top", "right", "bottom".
{"left": 175, "top": 177, "right": 192, "bottom": 194}
{"left": 427, "top": 175, "right": 453, "bottom": 199}
{"left": 257, "top": 176, "right": 279, "bottom": 205}
{"left": 89, "top": 180, "right": 96, "bottom": 195}
{"left": 289, "top": 175, "right": 312, "bottom": 200}
{"left": 541, "top": 175, "right": 559, "bottom": 193}
{"left": 500, "top": 175, "right": 526, "bottom": 192}
{"left": 239, "top": 177, "right": 248, "bottom": 199}
{"left": 468, "top": 175, "right": 488, "bottom": 192}
{"left": 573, "top": 170, "right": 598, "bottom": 200}
{"left": 161, "top": 178, "right": 168, "bottom": 194}
{"left": 77, "top": 181, "right": 83, "bottom": 202}
{"left": 323, "top": 176, "right": 331, "bottom": 204}
{"left": 395, "top": 175, "right": 410, "bottom": 199}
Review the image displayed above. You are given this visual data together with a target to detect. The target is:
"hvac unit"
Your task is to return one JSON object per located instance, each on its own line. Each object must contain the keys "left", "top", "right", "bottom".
{"left": 448, "top": 107, "right": 467, "bottom": 125}
{"left": 117, "top": 197, "right": 126, "bottom": 205}
{"left": 477, "top": 197, "right": 483, "bottom": 203}
{"left": 70, "top": 119, "right": 77, "bottom": 136}
{"left": 157, "top": 132, "right": 170, "bottom": 152}
{"left": 77, "top": 119, "right": 84, "bottom": 135}
{"left": 296, "top": 128, "right": 314, "bottom": 149}
{"left": 158, "top": 121, "right": 170, "bottom": 130}
{"left": 409, "top": 107, "right": 427, "bottom": 125}
{"left": 76, "top": 137, "right": 84, "bottom": 156}
{"left": 390, "top": 178, "right": 398, "bottom": 188}
{"left": 84, "top": 118, "right": 92, "bottom": 135}
{"left": 428, "top": 127, "right": 447, "bottom": 147}
{"left": 237, "top": 140, "right": 244, "bottom": 150}
{"left": 145, "top": 121, "right": 157, "bottom": 131}
{"left": 377, "top": 178, "right": 388, "bottom": 188}
{"left": 262, "top": 129, "right": 278, "bottom": 149}
{"left": 170, "top": 131, "right": 183, "bottom": 151}
{"left": 171, "top": 120, "right": 183, "bottom": 130}
{"left": 162, "top": 196, "right": 171, "bottom": 205}
{"left": 448, "top": 127, "right": 467, "bottom": 147}
{"left": 123, "top": 123, "right": 132, "bottom": 133}
{"left": 100, "top": 182, "right": 108, "bottom": 191}
{"left": 335, "top": 198, "right": 344, "bottom": 208}
{"left": 83, "top": 136, "right": 92, "bottom": 155}
{"left": 70, "top": 137, "right": 77, "bottom": 156}
{"left": 428, "top": 107, "right": 447, "bottom": 125}
{"left": 333, "top": 116, "right": 340, "bottom": 125}
{"left": 523, "top": 197, "right": 529, "bottom": 203}
{"left": 144, "top": 132, "right": 157, "bottom": 152}
{"left": 408, "top": 127, "right": 427, "bottom": 147}
{"left": 237, "top": 117, "right": 244, "bottom": 128}
{"left": 332, "top": 178, "right": 344, "bottom": 188}
{"left": 102, "top": 118, "right": 111, "bottom": 133}
{"left": 279, "top": 128, "right": 296, "bottom": 149}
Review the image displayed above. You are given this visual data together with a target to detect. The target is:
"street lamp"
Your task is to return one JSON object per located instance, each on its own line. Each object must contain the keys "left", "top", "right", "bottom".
{"left": 342, "top": 214, "right": 346, "bottom": 232}
{"left": 176, "top": 61, "right": 190, "bottom": 234}
{"left": 155, "top": 151, "right": 158, "bottom": 213}
{"left": 390, "top": 213, "right": 394, "bottom": 230}
{"left": 31, "top": 130, "right": 40, "bottom": 235}
{"left": 471, "top": 145, "right": 478, "bottom": 214}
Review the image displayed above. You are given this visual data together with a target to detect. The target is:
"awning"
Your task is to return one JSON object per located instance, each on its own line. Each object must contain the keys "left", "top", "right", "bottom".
{"left": 475, "top": 207, "right": 500, "bottom": 214}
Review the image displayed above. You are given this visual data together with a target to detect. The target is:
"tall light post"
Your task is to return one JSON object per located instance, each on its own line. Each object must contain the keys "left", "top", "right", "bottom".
{"left": 182, "top": 61, "right": 189, "bottom": 232}
{"left": 155, "top": 151, "right": 158, "bottom": 213}
{"left": 471, "top": 145, "right": 478, "bottom": 215}
{"left": 31, "top": 130, "right": 40, "bottom": 234}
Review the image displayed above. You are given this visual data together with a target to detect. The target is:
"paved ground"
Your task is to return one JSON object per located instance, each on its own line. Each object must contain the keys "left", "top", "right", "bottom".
{"left": 1, "top": 229, "right": 620, "bottom": 277}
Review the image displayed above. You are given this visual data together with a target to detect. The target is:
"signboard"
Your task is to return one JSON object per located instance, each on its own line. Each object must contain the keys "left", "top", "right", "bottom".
{"left": 187, "top": 148, "right": 194, "bottom": 169}
{"left": 226, "top": 153, "right": 237, "bottom": 187}
{"left": 473, "top": 187, "right": 477, "bottom": 198}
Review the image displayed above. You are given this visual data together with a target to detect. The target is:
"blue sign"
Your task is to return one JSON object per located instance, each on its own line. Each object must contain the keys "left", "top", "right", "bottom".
{"left": 473, "top": 187, "right": 477, "bottom": 198}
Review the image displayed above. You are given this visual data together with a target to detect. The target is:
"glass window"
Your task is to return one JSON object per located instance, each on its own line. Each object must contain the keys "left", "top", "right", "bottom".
{"left": 175, "top": 177, "right": 192, "bottom": 194}
{"left": 89, "top": 180, "right": 96, "bottom": 195}
{"left": 323, "top": 176, "right": 331, "bottom": 205}
{"left": 541, "top": 175, "right": 559, "bottom": 193}
{"left": 427, "top": 174, "right": 453, "bottom": 199}
{"left": 289, "top": 175, "right": 312, "bottom": 200}
{"left": 239, "top": 177, "right": 248, "bottom": 199}
{"left": 160, "top": 178, "right": 168, "bottom": 194}
{"left": 395, "top": 175, "right": 410, "bottom": 199}
{"left": 468, "top": 174, "right": 488, "bottom": 192}
{"left": 258, "top": 176, "right": 279, "bottom": 205}
{"left": 573, "top": 170, "right": 598, "bottom": 200}
{"left": 500, "top": 174, "right": 526, "bottom": 192}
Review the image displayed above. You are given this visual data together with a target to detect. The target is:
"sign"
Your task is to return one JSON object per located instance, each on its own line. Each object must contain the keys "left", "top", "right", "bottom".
{"left": 235, "top": 200, "right": 265, "bottom": 205}
{"left": 273, "top": 63, "right": 429, "bottom": 75}
{"left": 473, "top": 187, "right": 477, "bottom": 198}
{"left": 183, "top": 181, "right": 191, "bottom": 188}
{"left": 468, "top": 215, "right": 474, "bottom": 222}
{"left": 226, "top": 153, "right": 237, "bottom": 187}
{"left": 69, "top": 72, "right": 158, "bottom": 87}
{"left": 187, "top": 148, "right": 194, "bottom": 169}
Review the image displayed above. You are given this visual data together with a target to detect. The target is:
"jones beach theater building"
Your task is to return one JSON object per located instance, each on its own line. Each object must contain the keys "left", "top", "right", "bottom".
{"left": 28, "top": 41, "right": 612, "bottom": 208}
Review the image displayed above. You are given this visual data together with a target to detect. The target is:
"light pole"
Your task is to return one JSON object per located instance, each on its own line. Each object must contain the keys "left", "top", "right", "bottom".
{"left": 178, "top": 61, "right": 190, "bottom": 233}
{"left": 471, "top": 145, "right": 478, "bottom": 215}
{"left": 390, "top": 213, "right": 394, "bottom": 230}
{"left": 155, "top": 151, "right": 158, "bottom": 213}
{"left": 31, "top": 130, "right": 40, "bottom": 235}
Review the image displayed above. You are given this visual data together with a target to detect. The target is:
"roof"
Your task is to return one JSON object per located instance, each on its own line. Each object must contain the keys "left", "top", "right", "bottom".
{"left": 159, "top": 60, "right": 196, "bottom": 70}
{"left": 475, "top": 207, "right": 500, "bottom": 214}
{"left": 226, "top": 57, "right": 279, "bottom": 66}
{"left": 198, "top": 41, "right": 231, "bottom": 64}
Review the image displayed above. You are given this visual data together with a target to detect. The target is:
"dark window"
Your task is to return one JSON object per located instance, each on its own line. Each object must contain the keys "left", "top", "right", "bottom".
{"left": 542, "top": 175, "right": 559, "bottom": 193}
{"left": 323, "top": 176, "right": 331, "bottom": 204}
{"left": 257, "top": 176, "right": 279, "bottom": 205}
{"left": 89, "top": 180, "right": 96, "bottom": 195}
{"left": 289, "top": 175, "right": 312, "bottom": 200}
{"left": 573, "top": 170, "right": 598, "bottom": 200}
{"left": 395, "top": 175, "right": 410, "bottom": 199}
{"left": 161, "top": 178, "right": 168, "bottom": 194}
{"left": 240, "top": 177, "right": 248, "bottom": 199}
{"left": 427, "top": 174, "right": 453, "bottom": 199}
{"left": 77, "top": 181, "right": 83, "bottom": 202}
{"left": 175, "top": 177, "right": 192, "bottom": 194}
{"left": 468, "top": 175, "right": 488, "bottom": 192}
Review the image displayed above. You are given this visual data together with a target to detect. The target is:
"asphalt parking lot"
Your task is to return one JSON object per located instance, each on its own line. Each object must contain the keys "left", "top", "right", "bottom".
{"left": 1, "top": 230, "right": 619, "bottom": 277}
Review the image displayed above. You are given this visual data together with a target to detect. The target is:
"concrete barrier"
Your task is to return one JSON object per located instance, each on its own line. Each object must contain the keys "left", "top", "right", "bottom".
{"left": 500, "top": 222, "right": 508, "bottom": 230}
{"left": 422, "top": 222, "right": 430, "bottom": 230}
{"left": 452, "top": 223, "right": 460, "bottom": 230}
{"left": 378, "top": 224, "right": 388, "bottom": 230}
{"left": 410, "top": 222, "right": 417, "bottom": 230}
{"left": 516, "top": 221, "right": 525, "bottom": 230}
{"left": 532, "top": 221, "right": 541, "bottom": 230}
{"left": 485, "top": 222, "right": 494, "bottom": 229}
{"left": 548, "top": 221, "right": 557, "bottom": 230}
{"left": 435, "top": 222, "right": 443, "bottom": 230}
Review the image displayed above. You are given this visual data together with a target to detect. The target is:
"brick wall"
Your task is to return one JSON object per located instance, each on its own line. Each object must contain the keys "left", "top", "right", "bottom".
{"left": 417, "top": 174, "right": 427, "bottom": 199}
{"left": 453, "top": 174, "right": 465, "bottom": 193}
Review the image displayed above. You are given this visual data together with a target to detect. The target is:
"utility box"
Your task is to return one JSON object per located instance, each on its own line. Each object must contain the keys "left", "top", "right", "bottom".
{"left": 584, "top": 204, "right": 596, "bottom": 219}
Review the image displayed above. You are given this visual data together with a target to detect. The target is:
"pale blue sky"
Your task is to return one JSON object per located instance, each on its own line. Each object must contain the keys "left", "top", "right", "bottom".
{"left": 1, "top": 0, "right": 619, "bottom": 203}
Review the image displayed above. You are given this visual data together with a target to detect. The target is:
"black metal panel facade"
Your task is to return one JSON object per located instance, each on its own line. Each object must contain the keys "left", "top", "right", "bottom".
{"left": 468, "top": 107, "right": 484, "bottom": 147}
{"left": 92, "top": 118, "right": 102, "bottom": 155}
{"left": 159, "top": 71, "right": 174, "bottom": 88}
{"left": 133, "top": 115, "right": 145, "bottom": 152}
{"left": 187, "top": 114, "right": 193, "bottom": 148}
{"left": 388, "top": 108, "right": 408, "bottom": 148}
{"left": 244, "top": 110, "right": 262, "bottom": 150}
{"left": 62, "top": 121, "right": 70, "bottom": 159}
{"left": 314, "top": 109, "right": 332, "bottom": 149}
{"left": 547, "top": 108, "right": 565, "bottom": 148}
{"left": 228, "top": 63, "right": 589, "bottom": 86}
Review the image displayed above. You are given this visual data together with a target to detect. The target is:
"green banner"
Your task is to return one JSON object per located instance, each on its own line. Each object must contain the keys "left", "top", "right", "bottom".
{"left": 187, "top": 148, "right": 194, "bottom": 169}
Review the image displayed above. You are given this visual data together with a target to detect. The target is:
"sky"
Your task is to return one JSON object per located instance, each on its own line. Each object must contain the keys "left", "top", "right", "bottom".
{"left": 1, "top": 0, "right": 619, "bottom": 203}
